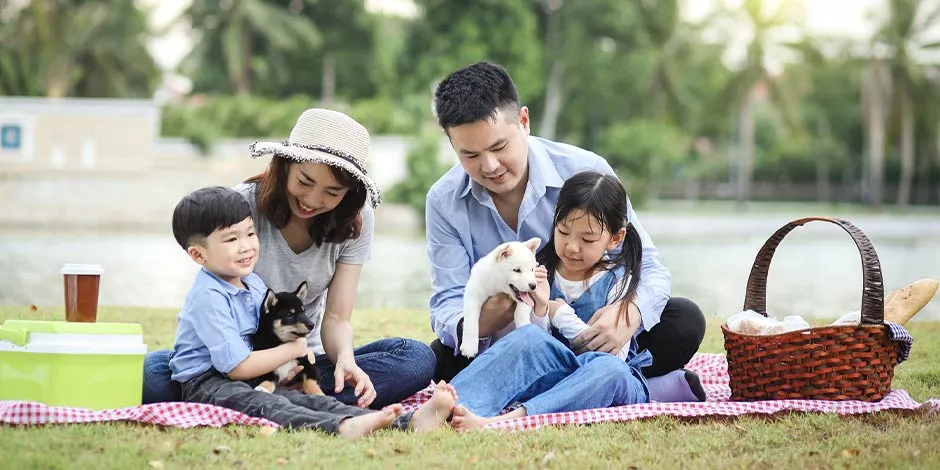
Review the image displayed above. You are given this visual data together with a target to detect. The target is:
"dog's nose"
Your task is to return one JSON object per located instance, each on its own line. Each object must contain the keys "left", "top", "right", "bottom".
{"left": 529, "top": 283, "right": 537, "bottom": 290}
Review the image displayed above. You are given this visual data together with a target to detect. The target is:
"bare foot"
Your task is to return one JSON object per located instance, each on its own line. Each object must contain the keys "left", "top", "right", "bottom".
{"left": 409, "top": 381, "right": 458, "bottom": 432}
{"left": 336, "top": 404, "right": 403, "bottom": 440}
{"left": 450, "top": 405, "right": 494, "bottom": 432}
{"left": 451, "top": 405, "right": 526, "bottom": 432}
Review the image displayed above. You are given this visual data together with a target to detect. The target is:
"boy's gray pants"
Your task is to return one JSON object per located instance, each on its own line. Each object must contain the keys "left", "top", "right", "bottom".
{"left": 181, "top": 369, "right": 412, "bottom": 433}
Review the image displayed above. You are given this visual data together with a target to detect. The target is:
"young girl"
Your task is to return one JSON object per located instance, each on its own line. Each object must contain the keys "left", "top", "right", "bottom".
{"left": 450, "top": 171, "right": 704, "bottom": 430}
{"left": 536, "top": 170, "right": 644, "bottom": 361}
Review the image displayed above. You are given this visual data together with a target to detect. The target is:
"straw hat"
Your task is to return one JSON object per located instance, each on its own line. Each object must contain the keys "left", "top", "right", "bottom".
{"left": 249, "top": 108, "right": 381, "bottom": 207}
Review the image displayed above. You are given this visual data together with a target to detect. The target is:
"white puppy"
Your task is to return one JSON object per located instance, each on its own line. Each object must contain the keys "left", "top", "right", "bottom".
{"left": 460, "top": 237, "right": 541, "bottom": 358}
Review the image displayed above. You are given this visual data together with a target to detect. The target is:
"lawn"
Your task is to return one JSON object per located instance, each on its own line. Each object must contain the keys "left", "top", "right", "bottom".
{"left": 1, "top": 305, "right": 938, "bottom": 469}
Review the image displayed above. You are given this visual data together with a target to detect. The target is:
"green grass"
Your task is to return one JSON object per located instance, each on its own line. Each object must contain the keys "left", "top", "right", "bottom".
{"left": 2, "top": 305, "right": 939, "bottom": 469}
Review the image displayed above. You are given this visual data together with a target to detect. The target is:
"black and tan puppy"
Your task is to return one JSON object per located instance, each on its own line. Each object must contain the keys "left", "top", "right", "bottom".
{"left": 252, "top": 281, "right": 323, "bottom": 395}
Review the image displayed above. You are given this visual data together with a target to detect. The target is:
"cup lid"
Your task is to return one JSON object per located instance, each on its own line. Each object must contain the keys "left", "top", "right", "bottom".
{"left": 60, "top": 264, "right": 104, "bottom": 275}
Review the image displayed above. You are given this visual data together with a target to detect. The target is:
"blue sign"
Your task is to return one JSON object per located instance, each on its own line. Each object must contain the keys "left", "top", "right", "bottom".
{"left": 1, "top": 125, "right": 22, "bottom": 150}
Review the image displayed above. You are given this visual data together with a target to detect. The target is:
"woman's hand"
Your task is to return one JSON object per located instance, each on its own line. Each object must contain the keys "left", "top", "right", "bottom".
{"left": 334, "top": 355, "right": 376, "bottom": 408}
{"left": 532, "top": 265, "right": 550, "bottom": 317}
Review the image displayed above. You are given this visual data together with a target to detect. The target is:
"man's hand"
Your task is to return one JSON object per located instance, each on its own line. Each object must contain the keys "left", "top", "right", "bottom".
{"left": 334, "top": 355, "right": 376, "bottom": 408}
{"left": 476, "top": 293, "right": 515, "bottom": 337}
{"left": 571, "top": 301, "right": 641, "bottom": 354}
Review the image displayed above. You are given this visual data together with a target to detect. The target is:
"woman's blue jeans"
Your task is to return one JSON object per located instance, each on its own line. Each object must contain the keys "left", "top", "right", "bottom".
{"left": 450, "top": 325, "right": 650, "bottom": 417}
{"left": 142, "top": 338, "right": 436, "bottom": 409}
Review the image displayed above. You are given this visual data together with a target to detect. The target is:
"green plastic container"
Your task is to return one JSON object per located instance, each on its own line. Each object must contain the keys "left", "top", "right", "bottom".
{"left": 0, "top": 320, "right": 147, "bottom": 410}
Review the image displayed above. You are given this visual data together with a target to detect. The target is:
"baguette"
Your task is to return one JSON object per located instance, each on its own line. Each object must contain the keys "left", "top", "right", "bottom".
{"left": 883, "top": 278, "right": 938, "bottom": 325}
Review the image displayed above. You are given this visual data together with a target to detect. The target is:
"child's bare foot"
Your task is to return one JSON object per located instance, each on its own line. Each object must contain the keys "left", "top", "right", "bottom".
{"left": 409, "top": 381, "right": 458, "bottom": 432}
{"left": 451, "top": 404, "right": 526, "bottom": 432}
{"left": 337, "top": 404, "right": 403, "bottom": 440}
{"left": 449, "top": 405, "right": 494, "bottom": 432}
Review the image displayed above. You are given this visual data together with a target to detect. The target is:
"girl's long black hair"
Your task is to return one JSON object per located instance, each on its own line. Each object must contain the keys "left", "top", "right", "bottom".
{"left": 536, "top": 171, "right": 643, "bottom": 325}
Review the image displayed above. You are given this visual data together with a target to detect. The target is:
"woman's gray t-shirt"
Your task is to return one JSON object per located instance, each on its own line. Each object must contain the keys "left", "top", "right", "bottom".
{"left": 233, "top": 182, "right": 374, "bottom": 355}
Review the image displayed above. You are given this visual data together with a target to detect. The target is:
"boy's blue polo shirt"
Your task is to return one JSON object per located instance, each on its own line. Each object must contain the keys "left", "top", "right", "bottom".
{"left": 169, "top": 268, "right": 267, "bottom": 382}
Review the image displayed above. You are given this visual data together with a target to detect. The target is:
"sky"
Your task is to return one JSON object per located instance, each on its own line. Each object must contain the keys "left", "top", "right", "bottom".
{"left": 140, "top": 0, "right": 918, "bottom": 77}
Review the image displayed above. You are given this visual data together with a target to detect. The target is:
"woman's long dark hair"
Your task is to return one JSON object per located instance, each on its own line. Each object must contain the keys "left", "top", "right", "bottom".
{"left": 245, "top": 156, "right": 367, "bottom": 246}
{"left": 536, "top": 170, "right": 642, "bottom": 325}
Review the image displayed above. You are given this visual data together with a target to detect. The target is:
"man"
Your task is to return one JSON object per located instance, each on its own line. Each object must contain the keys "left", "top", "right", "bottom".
{"left": 425, "top": 61, "right": 706, "bottom": 385}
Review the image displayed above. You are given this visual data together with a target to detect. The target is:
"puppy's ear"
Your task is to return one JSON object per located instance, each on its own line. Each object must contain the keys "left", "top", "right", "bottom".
{"left": 496, "top": 243, "right": 513, "bottom": 261}
{"left": 294, "top": 281, "right": 308, "bottom": 301}
{"left": 263, "top": 289, "right": 277, "bottom": 313}
{"left": 524, "top": 237, "right": 541, "bottom": 254}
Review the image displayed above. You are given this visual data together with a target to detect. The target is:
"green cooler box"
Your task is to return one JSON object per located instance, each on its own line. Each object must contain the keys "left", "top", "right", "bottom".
{"left": 0, "top": 320, "right": 148, "bottom": 409}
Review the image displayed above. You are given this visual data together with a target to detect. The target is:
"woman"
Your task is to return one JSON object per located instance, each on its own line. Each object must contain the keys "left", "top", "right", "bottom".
{"left": 143, "top": 108, "right": 436, "bottom": 409}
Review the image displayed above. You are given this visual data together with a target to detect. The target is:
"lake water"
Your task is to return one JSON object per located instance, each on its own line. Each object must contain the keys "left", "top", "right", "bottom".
{"left": 2, "top": 208, "right": 939, "bottom": 322}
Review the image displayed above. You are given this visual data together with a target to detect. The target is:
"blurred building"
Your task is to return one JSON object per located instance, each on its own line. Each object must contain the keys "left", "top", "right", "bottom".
{"left": 0, "top": 97, "right": 451, "bottom": 231}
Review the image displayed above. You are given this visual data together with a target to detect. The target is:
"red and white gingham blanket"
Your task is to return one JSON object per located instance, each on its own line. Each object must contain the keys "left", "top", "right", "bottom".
{"left": 2, "top": 354, "right": 937, "bottom": 430}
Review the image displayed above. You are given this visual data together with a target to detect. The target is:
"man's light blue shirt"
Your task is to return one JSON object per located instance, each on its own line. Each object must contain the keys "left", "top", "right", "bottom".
{"left": 169, "top": 268, "right": 267, "bottom": 382}
{"left": 425, "top": 136, "right": 671, "bottom": 355}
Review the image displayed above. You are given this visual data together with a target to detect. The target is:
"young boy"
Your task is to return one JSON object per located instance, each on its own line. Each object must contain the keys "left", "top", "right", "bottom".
{"left": 167, "top": 186, "right": 456, "bottom": 439}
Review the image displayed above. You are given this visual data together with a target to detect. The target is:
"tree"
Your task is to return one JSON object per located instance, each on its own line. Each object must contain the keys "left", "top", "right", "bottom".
{"left": 632, "top": 0, "right": 696, "bottom": 125}
{"left": 398, "top": 0, "right": 543, "bottom": 106}
{"left": 713, "top": 0, "right": 803, "bottom": 207}
{"left": 0, "top": 0, "right": 159, "bottom": 98}
{"left": 787, "top": 37, "right": 864, "bottom": 202}
{"left": 533, "top": 0, "right": 640, "bottom": 140}
{"left": 598, "top": 119, "right": 689, "bottom": 204}
{"left": 177, "top": 0, "right": 321, "bottom": 95}
{"left": 873, "top": 0, "right": 940, "bottom": 207}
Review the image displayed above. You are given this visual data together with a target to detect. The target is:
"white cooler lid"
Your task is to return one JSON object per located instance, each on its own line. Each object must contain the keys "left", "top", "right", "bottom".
{"left": 0, "top": 320, "right": 146, "bottom": 355}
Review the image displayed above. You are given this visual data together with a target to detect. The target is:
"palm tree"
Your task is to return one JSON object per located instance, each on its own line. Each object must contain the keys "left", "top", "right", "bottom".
{"left": 177, "top": 0, "right": 320, "bottom": 95}
{"left": 534, "top": 0, "right": 635, "bottom": 140}
{"left": 633, "top": 0, "right": 695, "bottom": 125}
{"left": 873, "top": 0, "right": 940, "bottom": 207}
{"left": 714, "top": 0, "right": 803, "bottom": 207}
{"left": 0, "top": 0, "right": 159, "bottom": 98}
{"left": 862, "top": 58, "right": 892, "bottom": 207}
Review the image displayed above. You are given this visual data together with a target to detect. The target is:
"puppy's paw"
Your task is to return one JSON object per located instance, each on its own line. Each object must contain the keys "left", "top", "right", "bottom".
{"left": 303, "top": 378, "right": 324, "bottom": 395}
{"left": 459, "top": 341, "right": 478, "bottom": 358}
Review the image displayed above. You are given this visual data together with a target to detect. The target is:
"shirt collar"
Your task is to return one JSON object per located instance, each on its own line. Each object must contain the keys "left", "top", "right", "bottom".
{"left": 455, "top": 136, "right": 564, "bottom": 201}
{"left": 202, "top": 267, "right": 255, "bottom": 296}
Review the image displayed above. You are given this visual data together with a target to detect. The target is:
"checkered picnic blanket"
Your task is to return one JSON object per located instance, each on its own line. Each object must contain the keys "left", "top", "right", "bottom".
{"left": 445, "top": 352, "right": 939, "bottom": 431}
{"left": 2, "top": 354, "right": 936, "bottom": 430}
{"left": 0, "top": 400, "right": 276, "bottom": 428}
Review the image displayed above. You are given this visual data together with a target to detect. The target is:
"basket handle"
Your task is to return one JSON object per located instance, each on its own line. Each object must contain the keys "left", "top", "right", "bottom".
{"left": 743, "top": 216, "right": 884, "bottom": 325}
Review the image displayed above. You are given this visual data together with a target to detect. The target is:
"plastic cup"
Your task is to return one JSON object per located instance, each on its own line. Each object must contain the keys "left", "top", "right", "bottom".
{"left": 61, "top": 264, "right": 104, "bottom": 322}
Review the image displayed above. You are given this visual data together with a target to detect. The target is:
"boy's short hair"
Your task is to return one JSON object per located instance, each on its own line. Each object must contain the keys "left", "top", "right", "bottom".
{"left": 172, "top": 186, "right": 252, "bottom": 250}
{"left": 433, "top": 61, "right": 520, "bottom": 131}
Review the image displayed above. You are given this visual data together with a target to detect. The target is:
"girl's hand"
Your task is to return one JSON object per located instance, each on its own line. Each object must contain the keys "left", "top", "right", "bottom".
{"left": 334, "top": 355, "right": 376, "bottom": 408}
{"left": 532, "top": 265, "right": 550, "bottom": 316}
{"left": 547, "top": 299, "right": 568, "bottom": 321}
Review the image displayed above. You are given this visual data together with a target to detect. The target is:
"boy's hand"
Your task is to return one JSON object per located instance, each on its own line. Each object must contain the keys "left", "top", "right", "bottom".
{"left": 532, "top": 265, "right": 550, "bottom": 317}
{"left": 278, "top": 339, "right": 312, "bottom": 388}
{"left": 291, "top": 337, "right": 309, "bottom": 358}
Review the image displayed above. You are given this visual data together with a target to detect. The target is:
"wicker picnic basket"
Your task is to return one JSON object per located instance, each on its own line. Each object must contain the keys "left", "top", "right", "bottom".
{"left": 721, "top": 216, "right": 899, "bottom": 402}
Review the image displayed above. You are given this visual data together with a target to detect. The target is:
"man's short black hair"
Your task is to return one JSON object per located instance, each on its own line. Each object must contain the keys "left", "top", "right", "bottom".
{"left": 172, "top": 186, "right": 252, "bottom": 250}
{"left": 433, "top": 61, "right": 520, "bottom": 130}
